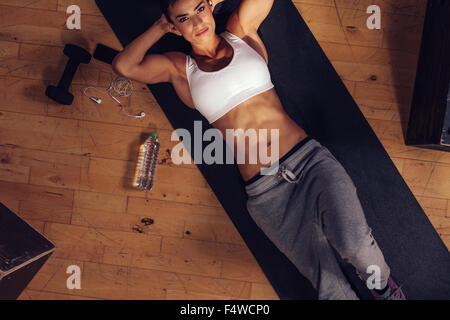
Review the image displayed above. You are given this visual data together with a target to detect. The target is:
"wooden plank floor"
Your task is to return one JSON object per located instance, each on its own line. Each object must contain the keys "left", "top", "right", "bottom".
{"left": 0, "top": 0, "right": 447, "bottom": 300}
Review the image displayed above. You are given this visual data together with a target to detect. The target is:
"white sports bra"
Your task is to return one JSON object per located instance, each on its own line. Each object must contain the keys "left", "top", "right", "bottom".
{"left": 185, "top": 31, "right": 274, "bottom": 124}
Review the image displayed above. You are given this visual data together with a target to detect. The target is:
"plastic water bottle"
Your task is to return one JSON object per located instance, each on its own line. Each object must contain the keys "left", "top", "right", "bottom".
{"left": 134, "top": 132, "right": 160, "bottom": 190}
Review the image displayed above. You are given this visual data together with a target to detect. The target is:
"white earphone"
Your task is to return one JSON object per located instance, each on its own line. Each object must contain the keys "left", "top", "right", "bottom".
{"left": 132, "top": 111, "right": 146, "bottom": 118}
{"left": 82, "top": 77, "right": 146, "bottom": 119}
{"left": 88, "top": 96, "right": 102, "bottom": 104}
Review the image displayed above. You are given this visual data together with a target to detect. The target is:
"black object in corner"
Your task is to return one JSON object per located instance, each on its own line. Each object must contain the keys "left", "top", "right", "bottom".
{"left": 0, "top": 203, "right": 55, "bottom": 300}
{"left": 406, "top": 0, "right": 450, "bottom": 151}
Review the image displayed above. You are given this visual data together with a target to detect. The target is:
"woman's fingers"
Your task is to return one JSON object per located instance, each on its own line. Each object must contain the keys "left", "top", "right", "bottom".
{"left": 158, "top": 14, "right": 181, "bottom": 36}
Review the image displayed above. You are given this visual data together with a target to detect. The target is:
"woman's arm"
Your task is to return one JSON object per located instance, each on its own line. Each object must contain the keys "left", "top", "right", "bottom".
{"left": 237, "top": 0, "right": 274, "bottom": 33}
{"left": 112, "top": 15, "right": 181, "bottom": 84}
{"left": 112, "top": 15, "right": 180, "bottom": 74}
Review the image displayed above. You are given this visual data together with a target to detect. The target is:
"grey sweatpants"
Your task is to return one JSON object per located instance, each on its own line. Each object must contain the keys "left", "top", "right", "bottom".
{"left": 244, "top": 138, "right": 391, "bottom": 300}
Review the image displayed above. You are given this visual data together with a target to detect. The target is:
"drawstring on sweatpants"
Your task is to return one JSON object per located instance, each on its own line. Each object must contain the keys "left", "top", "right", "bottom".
{"left": 277, "top": 166, "right": 303, "bottom": 184}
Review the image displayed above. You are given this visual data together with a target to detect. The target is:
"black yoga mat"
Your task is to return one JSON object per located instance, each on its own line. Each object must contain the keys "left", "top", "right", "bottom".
{"left": 95, "top": 0, "right": 450, "bottom": 299}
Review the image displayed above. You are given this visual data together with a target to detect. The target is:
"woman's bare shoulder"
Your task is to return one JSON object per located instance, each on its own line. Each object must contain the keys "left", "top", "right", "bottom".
{"left": 224, "top": 10, "right": 268, "bottom": 63}
{"left": 224, "top": 11, "right": 247, "bottom": 39}
{"left": 163, "top": 51, "right": 188, "bottom": 76}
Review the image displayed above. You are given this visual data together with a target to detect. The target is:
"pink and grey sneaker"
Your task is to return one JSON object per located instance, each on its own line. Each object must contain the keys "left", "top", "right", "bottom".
{"left": 370, "top": 276, "right": 406, "bottom": 300}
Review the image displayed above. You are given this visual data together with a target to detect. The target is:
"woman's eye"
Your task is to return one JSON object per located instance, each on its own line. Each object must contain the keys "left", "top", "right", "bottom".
{"left": 179, "top": 6, "right": 204, "bottom": 23}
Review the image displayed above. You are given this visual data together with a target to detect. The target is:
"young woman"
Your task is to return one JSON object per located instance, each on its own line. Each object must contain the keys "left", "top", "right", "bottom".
{"left": 112, "top": 0, "right": 406, "bottom": 300}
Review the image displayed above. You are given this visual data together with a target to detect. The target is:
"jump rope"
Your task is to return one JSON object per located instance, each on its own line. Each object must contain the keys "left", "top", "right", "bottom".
{"left": 81, "top": 76, "right": 146, "bottom": 118}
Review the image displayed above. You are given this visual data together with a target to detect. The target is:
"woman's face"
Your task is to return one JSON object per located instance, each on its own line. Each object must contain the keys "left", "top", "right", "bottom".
{"left": 168, "top": 0, "right": 216, "bottom": 44}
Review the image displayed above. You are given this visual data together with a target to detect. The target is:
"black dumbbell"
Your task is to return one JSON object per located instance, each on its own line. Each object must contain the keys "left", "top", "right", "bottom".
{"left": 93, "top": 43, "right": 119, "bottom": 65}
{"left": 45, "top": 44, "right": 91, "bottom": 105}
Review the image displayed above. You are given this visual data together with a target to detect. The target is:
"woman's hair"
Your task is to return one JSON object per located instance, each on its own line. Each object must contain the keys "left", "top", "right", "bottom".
{"left": 160, "top": 0, "right": 179, "bottom": 22}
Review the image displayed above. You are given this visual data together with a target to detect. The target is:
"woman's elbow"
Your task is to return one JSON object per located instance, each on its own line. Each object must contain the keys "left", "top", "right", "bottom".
{"left": 112, "top": 55, "right": 130, "bottom": 77}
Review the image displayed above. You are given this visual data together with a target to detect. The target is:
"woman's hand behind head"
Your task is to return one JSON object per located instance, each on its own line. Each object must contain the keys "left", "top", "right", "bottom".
{"left": 156, "top": 13, "right": 182, "bottom": 36}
